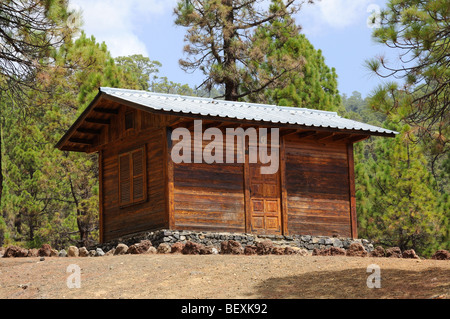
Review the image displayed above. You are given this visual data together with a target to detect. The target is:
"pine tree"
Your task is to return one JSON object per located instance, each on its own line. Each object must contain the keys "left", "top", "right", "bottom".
{"left": 355, "top": 123, "right": 446, "bottom": 256}
{"left": 248, "top": 15, "right": 341, "bottom": 111}
{"left": 366, "top": 0, "right": 449, "bottom": 162}
{"left": 174, "top": 0, "right": 313, "bottom": 101}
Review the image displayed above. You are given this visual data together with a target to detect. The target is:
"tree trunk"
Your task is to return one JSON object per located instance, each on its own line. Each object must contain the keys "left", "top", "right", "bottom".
{"left": 77, "top": 213, "right": 89, "bottom": 247}
{"left": 0, "top": 97, "right": 3, "bottom": 208}
{"left": 222, "top": 0, "right": 239, "bottom": 101}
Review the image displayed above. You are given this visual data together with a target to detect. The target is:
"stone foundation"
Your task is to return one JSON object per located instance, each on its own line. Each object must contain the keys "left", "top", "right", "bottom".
{"left": 93, "top": 230, "right": 374, "bottom": 253}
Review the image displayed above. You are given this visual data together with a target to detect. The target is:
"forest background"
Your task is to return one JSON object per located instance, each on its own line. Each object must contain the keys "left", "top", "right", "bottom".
{"left": 0, "top": 0, "right": 448, "bottom": 257}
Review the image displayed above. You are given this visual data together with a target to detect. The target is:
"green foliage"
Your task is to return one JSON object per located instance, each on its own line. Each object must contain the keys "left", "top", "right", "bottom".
{"left": 350, "top": 92, "right": 449, "bottom": 256}
{"left": 255, "top": 30, "right": 341, "bottom": 111}
{"left": 116, "top": 55, "right": 162, "bottom": 91}
{"left": 174, "top": 0, "right": 310, "bottom": 101}
{"left": 366, "top": 0, "right": 449, "bottom": 163}
{"left": 0, "top": 29, "right": 145, "bottom": 248}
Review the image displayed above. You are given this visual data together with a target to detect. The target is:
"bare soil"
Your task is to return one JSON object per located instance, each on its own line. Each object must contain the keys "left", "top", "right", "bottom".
{"left": 0, "top": 255, "right": 448, "bottom": 299}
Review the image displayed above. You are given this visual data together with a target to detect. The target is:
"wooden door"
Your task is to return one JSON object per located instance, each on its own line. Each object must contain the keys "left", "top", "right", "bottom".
{"left": 247, "top": 146, "right": 282, "bottom": 235}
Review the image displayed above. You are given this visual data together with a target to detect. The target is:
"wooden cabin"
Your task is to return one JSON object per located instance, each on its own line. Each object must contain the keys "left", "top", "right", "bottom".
{"left": 56, "top": 87, "right": 397, "bottom": 243}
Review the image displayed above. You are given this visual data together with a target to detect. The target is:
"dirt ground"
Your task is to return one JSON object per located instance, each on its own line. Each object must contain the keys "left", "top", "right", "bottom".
{"left": 0, "top": 254, "right": 449, "bottom": 299}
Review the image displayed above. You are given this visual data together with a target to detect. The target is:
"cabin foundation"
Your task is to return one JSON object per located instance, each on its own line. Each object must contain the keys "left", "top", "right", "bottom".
{"left": 90, "top": 229, "right": 375, "bottom": 254}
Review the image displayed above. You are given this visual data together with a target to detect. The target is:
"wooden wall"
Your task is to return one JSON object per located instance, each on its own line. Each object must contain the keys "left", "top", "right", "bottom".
{"left": 96, "top": 100, "right": 355, "bottom": 240}
{"left": 283, "top": 134, "right": 352, "bottom": 237}
{"left": 100, "top": 105, "right": 170, "bottom": 242}
{"left": 171, "top": 125, "right": 246, "bottom": 233}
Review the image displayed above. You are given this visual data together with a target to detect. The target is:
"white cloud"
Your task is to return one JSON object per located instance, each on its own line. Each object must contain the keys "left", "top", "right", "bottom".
{"left": 69, "top": 0, "right": 177, "bottom": 57}
{"left": 297, "top": 0, "right": 379, "bottom": 36}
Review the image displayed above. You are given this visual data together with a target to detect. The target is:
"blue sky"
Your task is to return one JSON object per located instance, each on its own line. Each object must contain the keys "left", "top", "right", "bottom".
{"left": 70, "top": 0, "right": 395, "bottom": 98}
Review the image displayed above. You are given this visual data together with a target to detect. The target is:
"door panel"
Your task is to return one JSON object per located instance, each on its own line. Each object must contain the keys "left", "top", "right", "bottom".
{"left": 248, "top": 161, "right": 282, "bottom": 235}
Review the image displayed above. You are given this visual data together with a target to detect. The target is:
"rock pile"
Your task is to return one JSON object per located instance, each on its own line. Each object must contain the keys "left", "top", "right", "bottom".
{"left": 91, "top": 230, "right": 376, "bottom": 254}
{"left": 1, "top": 235, "right": 449, "bottom": 260}
{"left": 431, "top": 250, "right": 450, "bottom": 260}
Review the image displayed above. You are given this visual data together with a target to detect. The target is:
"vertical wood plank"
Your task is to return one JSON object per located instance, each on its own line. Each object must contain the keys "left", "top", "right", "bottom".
{"left": 165, "top": 127, "right": 175, "bottom": 229}
{"left": 243, "top": 145, "right": 251, "bottom": 233}
{"left": 98, "top": 150, "right": 104, "bottom": 243}
{"left": 280, "top": 135, "right": 289, "bottom": 235}
{"left": 347, "top": 143, "right": 358, "bottom": 239}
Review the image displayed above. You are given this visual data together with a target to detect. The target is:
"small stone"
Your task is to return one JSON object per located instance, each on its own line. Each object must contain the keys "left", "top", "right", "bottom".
{"left": 95, "top": 248, "right": 105, "bottom": 257}
{"left": 402, "top": 249, "right": 419, "bottom": 259}
{"left": 386, "top": 247, "right": 402, "bottom": 258}
{"left": 244, "top": 245, "right": 257, "bottom": 255}
{"left": 163, "top": 230, "right": 172, "bottom": 236}
{"left": 313, "top": 247, "right": 346, "bottom": 256}
{"left": 79, "top": 247, "right": 89, "bottom": 257}
{"left": 297, "top": 248, "right": 309, "bottom": 256}
{"left": 199, "top": 245, "right": 216, "bottom": 255}
{"left": 127, "top": 240, "right": 152, "bottom": 254}
{"left": 157, "top": 243, "right": 171, "bottom": 254}
{"left": 67, "top": 246, "right": 79, "bottom": 257}
{"left": 27, "top": 249, "right": 39, "bottom": 257}
{"left": 431, "top": 250, "right": 450, "bottom": 260}
{"left": 89, "top": 250, "right": 96, "bottom": 257}
{"left": 59, "top": 249, "right": 67, "bottom": 258}
{"left": 147, "top": 247, "right": 157, "bottom": 254}
{"left": 38, "top": 244, "right": 52, "bottom": 257}
{"left": 331, "top": 238, "right": 343, "bottom": 248}
{"left": 39, "top": 257, "right": 45, "bottom": 261}
{"left": 50, "top": 249, "right": 59, "bottom": 257}
{"left": 256, "top": 240, "right": 273, "bottom": 255}
{"left": 301, "top": 235, "right": 311, "bottom": 242}
{"left": 105, "top": 248, "right": 115, "bottom": 256}
{"left": 271, "top": 247, "right": 285, "bottom": 255}
{"left": 3, "top": 246, "right": 27, "bottom": 258}
{"left": 182, "top": 241, "right": 204, "bottom": 255}
{"left": 346, "top": 243, "right": 368, "bottom": 257}
{"left": 220, "top": 240, "right": 243, "bottom": 255}
{"left": 369, "top": 246, "right": 385, "bottom": 257}
{"left": 171, "top": 242, "right": 185, "bottom": 254}
{"left": 114, "top": 243, "right": 128, "bottom": 255}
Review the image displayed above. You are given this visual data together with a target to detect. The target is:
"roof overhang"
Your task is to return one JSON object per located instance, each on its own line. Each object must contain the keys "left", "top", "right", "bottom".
{"left": 56, "top": 87, "right": 399, "bottom": 153}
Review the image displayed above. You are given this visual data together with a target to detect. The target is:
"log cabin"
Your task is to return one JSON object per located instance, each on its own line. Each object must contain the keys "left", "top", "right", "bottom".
{"left": 56, "top": 87, "right": 398, "bottom": 243}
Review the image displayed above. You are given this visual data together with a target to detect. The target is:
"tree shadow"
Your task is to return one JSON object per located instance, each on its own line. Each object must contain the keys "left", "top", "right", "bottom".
{"left": 251, "top": 267, "right": 450, "bottom": 299}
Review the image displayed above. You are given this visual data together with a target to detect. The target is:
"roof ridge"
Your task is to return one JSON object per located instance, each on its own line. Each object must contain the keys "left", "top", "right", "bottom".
{"left": 100, "top": 87, "right": 338, "bottom": 116}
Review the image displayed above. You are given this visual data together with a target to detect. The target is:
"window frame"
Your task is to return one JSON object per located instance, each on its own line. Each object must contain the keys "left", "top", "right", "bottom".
{"left": 118, "top": 145, "right": 147, "bottom": 208}
{"left": 124, "top": 111, "right": 135, "bottom": 131}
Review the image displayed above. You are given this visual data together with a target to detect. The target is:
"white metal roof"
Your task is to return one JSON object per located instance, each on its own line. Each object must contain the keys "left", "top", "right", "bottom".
{"left": 100, "top": 87, "right": 398, "bottom": 136}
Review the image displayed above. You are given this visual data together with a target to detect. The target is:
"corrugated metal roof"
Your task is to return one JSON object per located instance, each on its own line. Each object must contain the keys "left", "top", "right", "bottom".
{"left": 100, "top": 87, "right": 398, "bottom": 136}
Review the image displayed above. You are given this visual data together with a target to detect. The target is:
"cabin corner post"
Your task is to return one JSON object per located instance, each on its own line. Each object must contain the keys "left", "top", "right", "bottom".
{"left": 347, "top": 143, "right": 358, "bottom": 239}
{"left": 280, "top": 135, "right": 289, "bottom": 235}
{"left": 98, "top": 149, "right": 104, "bottom": 243}
{"left": 164, "top": 127, "right": 175, "bottom": 229}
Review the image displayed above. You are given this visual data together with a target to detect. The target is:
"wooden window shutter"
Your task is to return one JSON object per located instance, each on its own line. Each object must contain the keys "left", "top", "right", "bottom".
{"left": 119, "top": 146, "right": 147, "bottom": 207}
{"left": 119, "top": 153, "right": 132, "bottom": 206}
{"left": 132, "top": 148, "right": 145, "bottom": 202}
